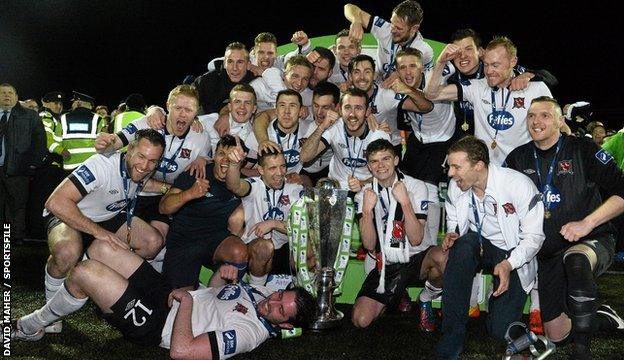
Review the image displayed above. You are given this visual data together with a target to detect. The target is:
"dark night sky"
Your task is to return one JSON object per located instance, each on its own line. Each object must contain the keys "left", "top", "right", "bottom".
{"left": 1, "top": 0, "right": 622, "bottom": 129}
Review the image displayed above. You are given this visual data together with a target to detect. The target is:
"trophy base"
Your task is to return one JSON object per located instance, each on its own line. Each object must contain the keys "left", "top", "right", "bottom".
{"left": 309, "top": 310, "right": 344, "bottom": 331}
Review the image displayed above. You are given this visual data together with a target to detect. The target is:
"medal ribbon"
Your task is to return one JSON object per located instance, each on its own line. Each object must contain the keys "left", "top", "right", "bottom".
{"left": 121, "top": 154, "right": 144, "bottom": 243}
{"left": 343, "top": 127, "right": 365, "bottom": 176}
{"left": 240, "top": 282, "right": 278, "bottom": 338}
{"left": 160, "top": 135, "right": 187, "bottom": 183}
{"left": 470, "top": 192, "right": 485, "bottom": 253}
{"left": 490, "top": 88, "right": 512, "bottom": 142}
{"left": 532, "top": 136, "right": 564, "bottom": 210}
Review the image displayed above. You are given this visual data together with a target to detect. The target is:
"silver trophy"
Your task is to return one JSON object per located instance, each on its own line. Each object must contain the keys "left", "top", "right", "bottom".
{"left": 288, "top": 178, "right": 354, "bottom": 330}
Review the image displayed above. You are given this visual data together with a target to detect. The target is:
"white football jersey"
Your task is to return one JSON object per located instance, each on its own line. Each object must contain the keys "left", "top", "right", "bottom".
{"left": 119, "top": 117, "right": 211, "bottom": 191}
{"left": 160, "top": 284, "right": 275, "bottom": 360}
{"left": 320, "top": 119, "right": 391, "bottom": 190}
{"left": 48, "top": 152, "right": 141, "bottom": 223}
{"left": 368, "top": 84, "right": 403, "bottom": 145}
{"left": 460, "top": 79, "right": 552, "bottom": 165}
{"left": 199, "top": 113, "right": 254, "bottom": 157}
{"left": 250, "top": 68, "right": 313, "bottom": 113}
{"left": 405, "top": 69, "right": 455, "bottom": 143}
{"left": 370, "top": 15, "right": 434, "bottom": 78}
{"left": 355, "top": 172, "right": 430, "bottom": 257}
{"left": 240, "top": 177, "right": 304, "bottom": 248}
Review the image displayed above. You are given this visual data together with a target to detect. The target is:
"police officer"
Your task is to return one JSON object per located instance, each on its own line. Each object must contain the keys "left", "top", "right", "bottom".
{"left": 27, "top": 91, "right": 69, "bottom": 239}
{"left": 60, "top": 92, "right": 102, "bottom": 173}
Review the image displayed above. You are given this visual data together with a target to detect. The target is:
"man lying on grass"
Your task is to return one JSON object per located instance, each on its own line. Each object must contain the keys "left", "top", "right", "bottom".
{"left": 11, "top": 238, "right": 316, "bottom": 359}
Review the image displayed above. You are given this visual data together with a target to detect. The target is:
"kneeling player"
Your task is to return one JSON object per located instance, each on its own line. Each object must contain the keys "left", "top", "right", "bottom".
{"left": 352, "top": 139, "right": 446, "bottom": 331}
{"left": 226, "top": 138, "right": 304, "bottom": 286}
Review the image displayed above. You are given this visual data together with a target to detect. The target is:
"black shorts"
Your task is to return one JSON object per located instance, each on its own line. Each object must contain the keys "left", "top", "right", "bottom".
{"left": 357, "top": 246, "right": 432, "bottom": 308}
{"left": 163, "top": 230, "right": 233, "bottom": 289}
{"left": 270, "top": 243, "right": 292, "bottom": 275}
{"left": 135, "top": 194, "right": 170, "bottom": 225}
{"left": 400, "top": 133, "right": 451, "bottom": 185}
{"left": 45, "top": 212, "right": 126, "bottom": 248}
{"left": 538, "top": 234, "right": 615, "bottom": 323}
{"left": 101, "top": 261, "right": 172, "bottom": 347}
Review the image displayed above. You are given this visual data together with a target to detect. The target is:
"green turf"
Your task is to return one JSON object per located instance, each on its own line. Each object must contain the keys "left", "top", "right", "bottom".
{"left": 7, "top": 244, "right": 624, "bottom": 359}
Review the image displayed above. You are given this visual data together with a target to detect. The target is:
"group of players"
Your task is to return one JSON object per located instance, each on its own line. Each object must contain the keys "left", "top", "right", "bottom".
{"left": 10, "top": 1, "right": 624, "bottom": 359}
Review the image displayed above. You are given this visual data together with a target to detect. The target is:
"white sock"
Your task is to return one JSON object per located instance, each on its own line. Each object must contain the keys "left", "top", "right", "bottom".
{"left": 530, "top": 286, "right": 540, "bottom": 312}
{"left": 424, "top": 183, "right": 441, "bottom": 247}
{"left": 21, "top": 284, "right": 88, "bottom": 334}
{"left": 469, "top": 275, "right": 480, "bottom": 307}
{"left": 419, "top": 281, "right": 442, "bottom": 302}
{"left": 45, "top": 265, "right": 65, "bottom": 302}
{"left": 148, "top": 247, "right": 167, "bottom": 273}
{"left": 249, "top": 274, "right": 268, "bottom": 286}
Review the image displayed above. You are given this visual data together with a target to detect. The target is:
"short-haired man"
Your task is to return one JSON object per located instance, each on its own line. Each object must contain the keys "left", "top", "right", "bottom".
{"left": 200, "top": 84, "right": 257, "bottom": 157}
{"left": 328, "top": 29, "right": 362, "bottom": 88}
{"left": 226, "top": 140, "right": 304, "bottom": 286}
{"left": 348, "top": 54, "right": 432, "bottom": 150}
{"left": 505, "top": 97, "right": 624, "bottom": 358}
{"left": 444, "top": 28, "right": 558, "bottom": 138}
{"left": 345, "top": 1, "right": 434, "bottom": 79}
{"left": 96, "top": 85, "right": 211, "bottom": 244}
{"left": 0, "top": 83, "right": 46, "bottom": 244}
{"left": 306, "top": 46, "right": 336, "bottom": 88}
{"left": 438, "top": 136, "right": 545, "bottom": 358}
{"left": 300, "top": 81, "right": 341, "bottom": 185}
{"left": 300, "top": 88, "right": 391, "bottom": 192}
{"left": 12, "top": 229, "right": 316, "bottom": 360}
{"left": 425, "top": 36, "right": 552, "bottom": 166}
{"left": 352, "top": 139, "right": 446, "bottom": 332}
{"left": 250, "top": 55, "right": 314, "bottom": 112}
{"left": 42, "top": 129, "right": 168, "bottom": 333}
{"left": 194, "top": 42, "right": 258, "bottom": 114}
{"left": 246, "top": 90, "right": 311, "bottom": 183}
{"left": 159, "top": 135, "right": 249, "bottom": 290}
{"left": 391, "top": 48, "right": 450, "bottom": 249}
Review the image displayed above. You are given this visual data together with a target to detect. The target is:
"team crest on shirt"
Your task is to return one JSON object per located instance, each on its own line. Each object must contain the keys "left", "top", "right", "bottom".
{"left": 279, "top": 195, "right": 290, "bottom": 206}
{"left": 502, "top": 203, "right": 516, "bottom": 215}
{"left": 420, "top": 201, "right": 429, "bottom": 211}
{"left": 512, "top": 97, "right": 525, "bottom": 109}
{"left": 124, "top": 123, "right": 138, "bottom": 134}
{"left": 233, "top": 302, "right": 248, "bottom": 315}
{"left": 557, "top": 160, "right": 573, "bottom": 175}
{"left": 179, "top": 148, "right": 192, "bottom": 159}
{"left": 374, "top": 17, "right": 386, "bottom": 27}
{"left": 223, "top": 330, "right": 237, "bottom": 355}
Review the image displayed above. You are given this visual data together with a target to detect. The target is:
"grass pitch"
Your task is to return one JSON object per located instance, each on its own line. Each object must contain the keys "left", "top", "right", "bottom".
{"left": 7, "top": 244, "right": 624, "bottom": 359}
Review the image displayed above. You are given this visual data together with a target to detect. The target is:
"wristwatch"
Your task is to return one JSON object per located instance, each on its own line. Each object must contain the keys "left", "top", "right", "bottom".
{"left": 160, "top": 183, "right": 170, "bottom": 194}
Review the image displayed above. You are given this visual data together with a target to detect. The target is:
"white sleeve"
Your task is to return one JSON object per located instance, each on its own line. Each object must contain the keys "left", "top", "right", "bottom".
{"left": 368, "top": 129, "right": 391, "bottom": 142}
{"left": 445, "top": 181, "right": 459, "bottom": 233}
{"left": 118, "top": 117, "right": 149, "bottom": 145}
{"left": 408, "top": 179, "right": 429, "bottom": 217}
{"left": 261, "top": 67, "right": 286, "bottom": 102}
{"left": 370, "top": 16, "right": 392, "bottom": 44}
{"left": 507, "top": 176, "right": 545, "bottom": 270}
{"left": 214, "top": 324, "right": 265, "bottom": 360}
{"left": 380, "top": 88, "right": 402, "bottom": 111}
{"left": 69, "top": 155, "right": 109, "bottom": 195}
{"left": 354, "top": 185, "right": 368, "bottom": 215}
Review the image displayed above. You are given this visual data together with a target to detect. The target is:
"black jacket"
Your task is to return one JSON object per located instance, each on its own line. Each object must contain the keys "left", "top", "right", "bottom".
{"left": 193, "top": 68, "right": 257, "bottom": 114}
{"left": 505, "top": 135, "right": 624, "bottom": 257}
{"left": 2, "top": 103, "right": 45, "bottom": 176}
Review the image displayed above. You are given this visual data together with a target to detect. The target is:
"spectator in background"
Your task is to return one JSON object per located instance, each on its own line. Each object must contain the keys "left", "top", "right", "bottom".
{"left": 586, "top": 121, "right": 607, "bottom": 146}
{"left": 112, "top": 93, "right": 146, "bottom": 134}
{"left": 21, "top": 99, "right": 40, "bottom": 111}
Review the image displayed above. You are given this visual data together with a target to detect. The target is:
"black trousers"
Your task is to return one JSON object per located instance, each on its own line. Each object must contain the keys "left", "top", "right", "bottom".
{"left": 0, "top": 166, "right": 29, "bottom": 239}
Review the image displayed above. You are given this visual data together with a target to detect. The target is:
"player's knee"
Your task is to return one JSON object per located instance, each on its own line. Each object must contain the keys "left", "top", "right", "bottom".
{"left": 429, "top": 246, "right": 448, "bottom": 273}
{"left": 249, "top": 239, "right": 274, "bottom": 264}
{"left": 351, "top": 307, "right": 374, "bottom": 329}
{"left": 50, "top": 241, "right": 82, "bottom": 271}
{"left": 227, "top": 237, "right": 249, "bottom": 263}
{"left": 67, "top": 259, "right": 97, "bottom": 287}
{"left": 143, "top": 231, "right": 164, "bottom": 259}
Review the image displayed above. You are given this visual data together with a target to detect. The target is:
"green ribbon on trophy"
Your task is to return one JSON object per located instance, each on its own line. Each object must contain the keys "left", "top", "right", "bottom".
{"left": 287, "top": 195, "right": 355, "bottom": 296}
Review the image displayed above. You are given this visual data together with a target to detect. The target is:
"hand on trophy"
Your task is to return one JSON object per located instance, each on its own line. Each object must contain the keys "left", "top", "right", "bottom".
{"left": 362, "top": 188, "right": 378, "bottom": 215}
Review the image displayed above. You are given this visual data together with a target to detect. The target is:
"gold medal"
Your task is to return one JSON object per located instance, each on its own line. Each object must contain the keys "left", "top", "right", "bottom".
{"left": 544, "top": 210, "right": 551, "bottom": 219}
{"left": 126, "top": 226, "right": 132, "bottom": 245}
{"left": 491, "top": 140, "right": 497, "bottom": 149}
{"left": 461, "top": 121, "right": 469, "bottom": 132}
